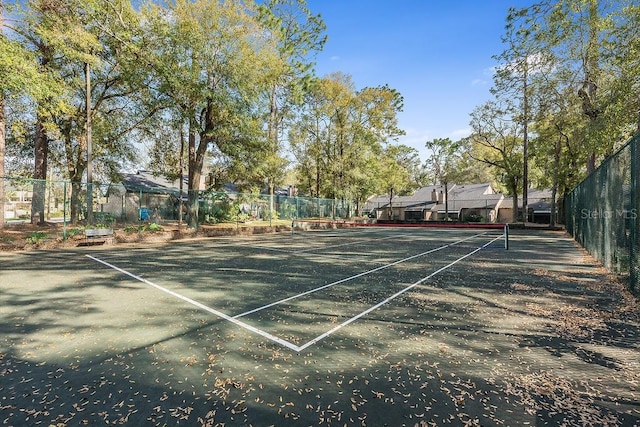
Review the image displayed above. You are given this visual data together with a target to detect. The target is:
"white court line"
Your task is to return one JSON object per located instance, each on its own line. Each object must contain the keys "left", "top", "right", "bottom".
{"left": 86, "top": 232, "right": 501, "bottom": 353}
{"left": 247, "top": 232, "right": 414, "bottom": 255}
{"left": 290, "top": 233, "right": 413, "bottom": 254}
{"left": 295, "top": 234, "right": 504, "bottom": 352}
{"left": 232, "top": 232, "right": 490, "bottom": 319}
{"left": 206, "top": 231, "right": 411, "bottom": 255}
{"left": 85, "top": 255, "right": 302, "bottom": 352}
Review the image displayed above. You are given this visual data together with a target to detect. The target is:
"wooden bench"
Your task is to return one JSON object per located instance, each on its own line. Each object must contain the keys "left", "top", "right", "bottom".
{"left": 82, "top": 228, "right": 114, "bottom": 245}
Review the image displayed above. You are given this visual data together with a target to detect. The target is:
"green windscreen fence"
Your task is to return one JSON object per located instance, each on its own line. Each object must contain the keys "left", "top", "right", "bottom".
{"left": 564, "top": 131, "right": 640, "bottom": 296}
{"left": 1, "top": 176, "right": 354, "bottom": 233}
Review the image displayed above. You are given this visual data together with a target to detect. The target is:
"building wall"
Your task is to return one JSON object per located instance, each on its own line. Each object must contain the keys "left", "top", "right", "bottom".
{"left": 498, "top": 207, "right": 514, "bottom": 223}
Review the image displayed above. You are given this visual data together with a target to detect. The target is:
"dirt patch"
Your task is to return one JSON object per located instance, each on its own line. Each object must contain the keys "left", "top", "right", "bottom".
{"left": 0, "top": 221, "right": 293, "bottom": 252}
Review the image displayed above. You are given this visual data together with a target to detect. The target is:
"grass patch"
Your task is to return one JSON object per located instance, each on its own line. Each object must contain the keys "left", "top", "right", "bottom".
{"left": 26, "top": 231, "right": 48, "bottom": 245}
{"left": 1, "top": 235, "right": 16, "bottom": 243}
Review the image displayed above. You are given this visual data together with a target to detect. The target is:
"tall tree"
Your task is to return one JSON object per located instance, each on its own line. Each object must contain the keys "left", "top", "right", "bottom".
{"left": 140, "top": 0, "right": 281, "bottom": 227}
{"left": 376, "top": 144, "right": 412, "bottom": 221}
{"left": 494, "top": 6, "right": 543, "bottom": 223}
{"left": 1, "top": 0, "right": 58, "bottom": 226}
{"left": 257, "top": 0, "right": 326, "bottom": 211}
{"left": 607, "top": 1, "right": 640, "bottom": 132}
{"left": 26, "top": 0, "right": 143, "bottom": 223}
{"left": 290, "top": 73, "right": 404, "bottom": 205}
{"left": 0, "top": 0, "right": 5, "bottom": 228}
{"left": 525, "top": 0, "right": 621, "bottom": 172}
{"left": 466, "top": 101, "right": 524, "bottom": 220}
{"left": 424, "top": 138, "right": 458, "bottom": 185}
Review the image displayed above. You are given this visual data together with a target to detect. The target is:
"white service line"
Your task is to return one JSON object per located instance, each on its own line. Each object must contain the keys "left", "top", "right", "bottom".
{"left": 232, "top": 232, "right": 490, "bottom": 319}
{"left": 211, "top": 231, "right": 411, "bottom": 255}
{"left": 290, "top": 233, "right": 413, "bottom": 254}
{"left": 85, "top": 254, "right": 303, "bottom": 352}
{"left": 85, "top": 231, "right": 501, "bottom": 353}
{"left": 295, "top": 234, "right": 504, "bottom": 352}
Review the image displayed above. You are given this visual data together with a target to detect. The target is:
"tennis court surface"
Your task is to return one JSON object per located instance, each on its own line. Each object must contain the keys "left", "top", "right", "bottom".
{"left": 1, "top": 224, "right": 639, "bottom": 426}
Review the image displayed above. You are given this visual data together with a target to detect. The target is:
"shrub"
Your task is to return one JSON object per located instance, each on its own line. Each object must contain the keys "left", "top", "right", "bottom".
{"left": 67, "top": 227, "right": 84, "bottom": 237}
{"left": 124, "top": 225, "right": 139, "bottom": 233}
{"left": 93, "top": 212, "right": 116, "bottom": 226}
{"left": 144, "top": 222, "right": 163, "bottom": 232}
{"left": 26, "top": 231, "right": 48, "bottom": 245}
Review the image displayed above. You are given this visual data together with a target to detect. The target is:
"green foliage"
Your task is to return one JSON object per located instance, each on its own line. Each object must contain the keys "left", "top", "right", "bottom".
{"left": 123, "top": 225, "right": 138, "bottom": 234}
{"left": 200, "top": 191, "right": 235, "bottom": 224}
{"left": 26, "top": 231, "right": 47, "bottom": 245}
{"left": 93, "top": 212, "right": 116, "bottom": 227}
{"left": 465, "top": 213, "right": 484, "bottom": 223}
{"left": 5, "top": 0, "right": 640, "bottom": 226}
{"left": 67, "top": 227, "right": 84, "bottom": 237}
{"left": 291, "top": 73, "right": 405, "bottom": 204}
{"left": 264, "top": 209, "right": 279, "bottom": 221}
{"left": 144, "top": 223, "right": 163, "bottom": 233}
{"left": 234, "top": 213, "right": 250, "bottom": 223}
{"left": 279, "top": 200, "right": 297, "bottom": 219}
{"left": 1, "top": 235, "right": 16, "bottom": 243}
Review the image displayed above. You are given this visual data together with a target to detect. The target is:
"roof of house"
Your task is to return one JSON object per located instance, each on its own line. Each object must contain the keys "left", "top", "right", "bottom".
{"left": 502, "top": 188, "right": 554, "bottom": 211}
{"left": 366, "top": 183, "right": 504, "bottom": 212}
{"left": 117, "top": 170, "right": 184, "bottom": 196}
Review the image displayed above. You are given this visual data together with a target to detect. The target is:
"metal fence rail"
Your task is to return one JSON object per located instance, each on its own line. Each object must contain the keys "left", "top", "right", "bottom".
{"left": 564, "top": 131, "right": 640, "bottom": 296}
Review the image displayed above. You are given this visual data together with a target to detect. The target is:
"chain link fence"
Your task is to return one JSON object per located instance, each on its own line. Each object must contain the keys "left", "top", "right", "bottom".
{"left": 1, "top": 176, "right": 355, "bottom": 236}
{"left": 564, "top": 132, "right": 640, "bottom": 296}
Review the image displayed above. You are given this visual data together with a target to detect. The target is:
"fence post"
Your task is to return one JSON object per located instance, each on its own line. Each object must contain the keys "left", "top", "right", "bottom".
{"left": 63, "top": 181, "right": 67, "bottom": 240}
{"left": 138, "top": 189, "right": 142, "bottom": 232}
{"left": 631, "top": 135, "right": 639, "bottom": 295}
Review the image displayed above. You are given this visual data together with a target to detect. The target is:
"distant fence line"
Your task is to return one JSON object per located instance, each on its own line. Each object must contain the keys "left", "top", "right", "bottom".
{"left": 1, "top": 176, "right": 355, "bottom": 231}
{"left": 564, "top": 131, "right": 640, "bottom": 296}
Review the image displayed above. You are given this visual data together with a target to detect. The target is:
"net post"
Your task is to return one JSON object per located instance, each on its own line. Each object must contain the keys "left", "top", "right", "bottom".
{"left": 504, "top": 224, "right": 509, "bottom": 250}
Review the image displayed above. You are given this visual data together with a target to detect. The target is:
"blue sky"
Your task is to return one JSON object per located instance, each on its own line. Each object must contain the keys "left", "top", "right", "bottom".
{"left": 306, "top": 0, "right": 533, "bottom": 161}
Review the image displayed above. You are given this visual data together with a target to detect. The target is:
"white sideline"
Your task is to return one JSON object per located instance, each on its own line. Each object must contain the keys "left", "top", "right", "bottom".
{"left": 295, "top": 234, "right": 504, "bottom": 351}
{"left": 232, "top": 232, "right": 489, "bottom": 318}
{"left": 86, "top": 255, "right": 302, "bottom": 352}
{"left": 86, "top": 232, "right": 503, "bottom": 352}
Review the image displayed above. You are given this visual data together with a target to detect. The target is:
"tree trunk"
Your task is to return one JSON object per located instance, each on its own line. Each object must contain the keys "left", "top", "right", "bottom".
{"left": 85, "top": 62, "right": 93, "bottom": 225}
{"left": 179, "top": 124, "right": 185, "bottom": 225}
{"left": 31, "top": 119, "right": 48, "bottom": 224}
{"left": 187, "top": 122, "right": 200, "bottom": 228}
{"left": 550, "top": 135, "right": 562, "bottom": 227}
{"left": 522, "top": 65, "right": 529, "bottom": 226}
{"left": 31, "top": 38, "right": 53, "bottom": 225}
{"left": 268, "top": 84, "right": 278, "bottom": 220}
{"left": 70, "top": 180, "right": 82, "bottom": 223}
{"left": 0, "top": 1, "right": 5, "bottom": 229}
{"left": 0, "top": 95, "right": 5, "bottom": 229}
{"left": 315, "top": 156, "right": 320, "bottom": 198}
{"left": 583, "top": 0, "right": 600, "bottom": 174}
{"left": 510, "top": 177, "right": 519, "bottom": 223}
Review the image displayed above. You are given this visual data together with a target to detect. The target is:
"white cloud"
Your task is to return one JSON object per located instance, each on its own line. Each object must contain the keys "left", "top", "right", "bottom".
{"left": 449, "top": 128, "right": 471, "bottom": 139}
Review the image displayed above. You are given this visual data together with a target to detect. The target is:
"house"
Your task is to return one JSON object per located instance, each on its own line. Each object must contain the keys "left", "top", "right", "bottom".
{"left": 502, "top": 188, "right": 556, "bottom": 223}
{"left": 3, "top": 180, "right": 34, "bottom": 220}
{"left": 364, "top": 183, "right": 507, "bottom": 223}
{"left": 100, "top": 170, "right": 207, "bottom": 222}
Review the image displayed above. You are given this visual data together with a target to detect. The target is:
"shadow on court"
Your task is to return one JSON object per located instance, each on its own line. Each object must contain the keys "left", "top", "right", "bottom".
{"left": 1, "top": 229, "right": 639, "bottom": 426}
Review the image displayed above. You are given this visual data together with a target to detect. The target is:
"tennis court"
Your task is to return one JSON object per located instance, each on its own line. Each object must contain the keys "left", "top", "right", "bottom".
{"left": 1, "top": 224, "right": 638, "bottom": 426}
